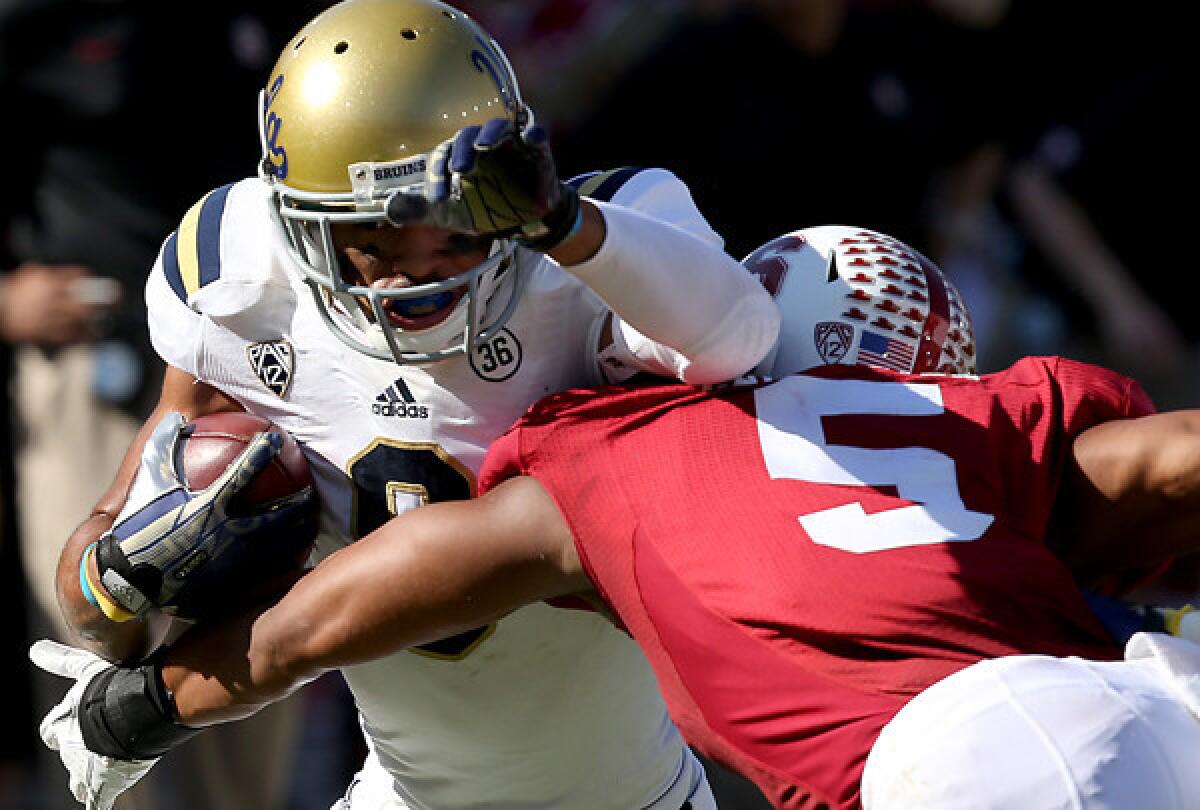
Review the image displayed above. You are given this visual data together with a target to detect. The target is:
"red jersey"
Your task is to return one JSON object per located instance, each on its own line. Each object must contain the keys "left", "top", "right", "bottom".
{"left": 480, "top": 357, "right": 1154, "bottom": 810}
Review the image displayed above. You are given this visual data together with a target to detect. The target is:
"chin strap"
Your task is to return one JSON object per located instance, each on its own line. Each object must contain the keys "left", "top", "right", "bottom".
{"left": 78, "top": 661, "right": 201, "bottom": 761}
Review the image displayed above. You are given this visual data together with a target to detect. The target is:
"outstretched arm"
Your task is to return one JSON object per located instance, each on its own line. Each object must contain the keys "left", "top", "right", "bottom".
{"left": 1060, "top": 409, "right": 1200, "bottom": 585}
{"left": 166, "top": 475, "right": 587, "bottom": 725}
{"left": 387, "top": 117, "right": 780, "bottom": 384}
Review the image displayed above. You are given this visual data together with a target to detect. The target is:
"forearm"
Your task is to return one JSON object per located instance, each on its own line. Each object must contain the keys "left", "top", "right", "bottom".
{"left": 562, "top": 202, "right": 780, "bottom": 383}
{"left": 547, "top": 198, "right": 605, "bottom": 266}
{"left": 160, "top": 552, "right": 496, "bottom": 727}
{"left": 56, "top": 512, "right": 162, "bottom": 663}
{"left": 1063, "top": 409, "right": 1200, "bottom": 579}
{"left": 158, "top": 604, "right": 316, "bottom": 727}
{"left": 163, "top": 482, "right": 584, "bottom": 726}
{"left": 55, "top": 412, "right": 168, "bottom": 661}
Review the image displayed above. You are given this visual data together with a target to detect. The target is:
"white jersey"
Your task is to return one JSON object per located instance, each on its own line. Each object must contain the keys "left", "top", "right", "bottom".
{"left": 145, "top": 169, "right": 736, "bottom": 809}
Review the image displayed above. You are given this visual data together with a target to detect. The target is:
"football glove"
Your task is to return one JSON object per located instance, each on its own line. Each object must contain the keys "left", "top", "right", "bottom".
{"left": 93, "top": 411, "right": 314, "bottom": 620}
{"left": 30, "top": 640, "right": 175, "bottom": 810}
{"left": 386, "top": 115, "right": 581, "bottom": 252}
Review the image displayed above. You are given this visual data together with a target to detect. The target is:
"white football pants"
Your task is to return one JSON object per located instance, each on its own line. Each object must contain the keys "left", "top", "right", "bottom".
{"left": 862, "top": 632, "right": 1200, "bottom": 809}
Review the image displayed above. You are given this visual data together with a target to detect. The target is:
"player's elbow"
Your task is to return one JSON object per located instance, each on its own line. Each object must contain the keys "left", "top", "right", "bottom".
{"left": 676, "top": 293, "right": 781, "bottom": 384}
{"left": 1065, "top": 410, "right": 1200, "bottom": 580}
{"left": 1090, "top": 410, "right": 1200, "bottom": 503}
{"left": 1144, "top": 412, "right": 1200, "bottom": 502}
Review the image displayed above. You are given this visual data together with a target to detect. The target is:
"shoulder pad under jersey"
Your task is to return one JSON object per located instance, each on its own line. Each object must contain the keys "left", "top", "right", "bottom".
{"left": 156, "top": 178, "right": 293, "bottom": 319}
{"left": 567, "top": 167, "right": 722, "bottom": 248}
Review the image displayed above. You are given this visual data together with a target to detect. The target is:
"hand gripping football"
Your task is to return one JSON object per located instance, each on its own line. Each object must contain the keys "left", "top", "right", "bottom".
{"left": 181, "top": 412, "right": 311, "bottom": 508}
{"left": 168, "top": 411, "right": 318, "bottom": 619}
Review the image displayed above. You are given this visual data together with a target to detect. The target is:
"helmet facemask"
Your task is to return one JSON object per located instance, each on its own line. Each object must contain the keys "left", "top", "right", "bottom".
{"left": 265, "top": 180, "right": 525, "bottom": 365}
{"left": 255, "top": 0, "right": 530, "bottom": 365}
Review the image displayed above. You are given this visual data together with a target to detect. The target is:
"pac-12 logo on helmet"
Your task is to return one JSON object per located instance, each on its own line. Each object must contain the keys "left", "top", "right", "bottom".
{"left": 743, "top": 225, "right": 976, "bottom": 378}
{"left": 814, "top": 322, "right": 855, "bottom": 365}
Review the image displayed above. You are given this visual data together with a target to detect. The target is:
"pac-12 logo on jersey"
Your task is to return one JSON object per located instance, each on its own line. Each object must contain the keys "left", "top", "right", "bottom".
{"left": 247, "top": 340, "right": 294, "bottom": 398}
{"left": 373, "top": 378, "right": 430, "bottom": 419}
{"left": 470, "top": 328, "right": 522, "bottom": 382}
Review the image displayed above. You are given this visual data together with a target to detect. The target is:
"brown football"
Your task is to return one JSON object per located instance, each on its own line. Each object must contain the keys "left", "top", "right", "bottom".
{"left": 180, "top": 411, "right": 312, "bottom": 506}
{"left": 164, "top": 411, "right": 317, "bottom": 620}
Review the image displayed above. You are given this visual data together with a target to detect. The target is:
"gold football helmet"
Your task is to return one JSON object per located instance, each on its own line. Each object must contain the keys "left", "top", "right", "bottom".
{"left": 258, "top": 0, "right": 529, "bottom": 364}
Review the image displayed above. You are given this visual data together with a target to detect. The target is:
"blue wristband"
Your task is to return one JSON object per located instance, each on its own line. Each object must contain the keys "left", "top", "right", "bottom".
{"left": 562, "top": 205, "right": 584, "bottom": 244}
{"left": 79, "top": 542, "right": 100, "bottom": 609}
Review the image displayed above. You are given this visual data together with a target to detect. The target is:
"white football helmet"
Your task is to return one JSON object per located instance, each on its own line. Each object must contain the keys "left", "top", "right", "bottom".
{"left": 258, "top": 0, "right": 529, "bottom": 364}
{"left": 744, "top": 225, "right": 976, "bottom": 377}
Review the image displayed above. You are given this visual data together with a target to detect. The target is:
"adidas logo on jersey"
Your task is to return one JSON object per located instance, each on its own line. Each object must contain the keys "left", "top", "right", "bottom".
{"left": 373, "top": 378, "right": 429, "bottom": 419}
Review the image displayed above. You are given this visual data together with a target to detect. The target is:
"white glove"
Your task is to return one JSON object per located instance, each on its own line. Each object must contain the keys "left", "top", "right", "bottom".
{"left": 30, "top": 640, "right": 159, "bottom": 810}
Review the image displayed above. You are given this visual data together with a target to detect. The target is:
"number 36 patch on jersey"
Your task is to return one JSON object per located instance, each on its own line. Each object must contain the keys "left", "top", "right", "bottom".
{"left": 470, "top": 329, "right": 523, "bottom": 382}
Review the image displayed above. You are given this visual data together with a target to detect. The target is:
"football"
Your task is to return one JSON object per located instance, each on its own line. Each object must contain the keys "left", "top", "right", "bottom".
{"left": 180, "top": 411, "right": 313, "bottom": 507}
{"left": 169, "top": 411, "right": 319, "bottom": 620}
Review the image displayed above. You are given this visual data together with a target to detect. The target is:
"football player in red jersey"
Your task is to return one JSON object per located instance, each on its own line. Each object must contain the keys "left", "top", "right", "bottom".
{"left": 34, "top": 226, "right": 1200, "bottom": 810}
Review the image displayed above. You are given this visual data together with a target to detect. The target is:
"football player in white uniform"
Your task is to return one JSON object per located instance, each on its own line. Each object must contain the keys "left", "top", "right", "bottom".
{"left": 38, "top": 1, "right": 780, "bottom": 809}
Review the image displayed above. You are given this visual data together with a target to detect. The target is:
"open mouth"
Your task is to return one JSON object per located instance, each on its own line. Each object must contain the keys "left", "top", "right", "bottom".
{"left": 381, "top": 288, "right": 464, "bottom": 330}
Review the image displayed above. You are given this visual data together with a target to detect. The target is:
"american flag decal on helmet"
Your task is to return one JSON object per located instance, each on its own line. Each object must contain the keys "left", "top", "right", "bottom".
{"left": 857, "top": 330, "right": 914, "bottom": 373}
{"left": 247, "top": 340, "right": 295, "bottom": 398}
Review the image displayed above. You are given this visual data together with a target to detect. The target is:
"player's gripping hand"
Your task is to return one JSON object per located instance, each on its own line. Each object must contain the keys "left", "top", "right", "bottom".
{"left": 30, "top": 641, "right": 163, "bottom": 810}
{"left": 92, "top": 412, "right": 309, "bottom": 620}
{"left": 386, "top": 115, "right": 582, "bottom": 252}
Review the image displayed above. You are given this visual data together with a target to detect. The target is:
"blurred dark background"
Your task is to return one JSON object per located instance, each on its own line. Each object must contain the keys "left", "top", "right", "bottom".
{"left": 462, "top": 0, "right": 1193, "bottom": 407}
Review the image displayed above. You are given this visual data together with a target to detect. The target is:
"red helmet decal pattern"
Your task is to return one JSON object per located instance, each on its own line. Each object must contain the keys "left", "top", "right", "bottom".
{"left": 833, "top": 231, "right": 956, "bottom": 374}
